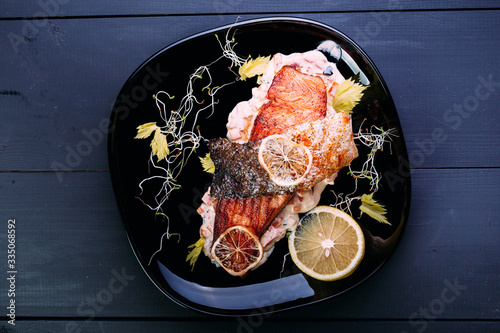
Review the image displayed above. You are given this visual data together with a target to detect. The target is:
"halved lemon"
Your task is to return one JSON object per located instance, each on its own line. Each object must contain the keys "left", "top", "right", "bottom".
{"left": 258, "top": 134, "right": 313, "bottom": 186}
{"left": 211, "top": 226, "right": 263, "bottom": 277}
{"left": 288, "top": 206, "right": 365, "bottom": 281}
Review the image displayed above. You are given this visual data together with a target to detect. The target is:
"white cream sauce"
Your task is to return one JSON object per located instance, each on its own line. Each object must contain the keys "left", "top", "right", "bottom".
{"left": 197, "top": 189, "right": 217, "bottom": 257}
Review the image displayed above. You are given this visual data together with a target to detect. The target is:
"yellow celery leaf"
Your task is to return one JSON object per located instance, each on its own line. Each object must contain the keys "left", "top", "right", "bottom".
{"left": 199, "top": 153, "right": 215, "bottom": 174}
{"left": 331, "top": 77, "right": 367, "bottom": 114}
{"left": 150, "top": 128, "right": 169, "bottom": 161}
{"left": 239, "top": 56, "right": 271, "bottom": 81}
{"left": 135, "top": 122, "right": 158, "bottom": 139}
{"left": 186, "top": 237, "right": 205, "bottom": 270}
{"left": 359, "top": 193, "right": 390, "bottom": 225}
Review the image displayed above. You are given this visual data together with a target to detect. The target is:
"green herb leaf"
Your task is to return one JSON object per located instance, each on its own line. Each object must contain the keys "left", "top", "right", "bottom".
{"left": 199, "top": 153, "right": 215, "bottom": 174}
{"left": 238, "top": 56, "right": 271, "bottom": 81}
{"left": 150, "top": 128, "right": 169, "bottom": 162}
{"left": 186, "top": 237, "right": 205, "bottom": 270}
{"left": 359, "top": 193, "right": 390, "bottom": 225}
{"left": 135, "top": 122, "right": 158, "bottom": 139}
{"left": 331, "top": 77, "right": 367, "bottom": 114}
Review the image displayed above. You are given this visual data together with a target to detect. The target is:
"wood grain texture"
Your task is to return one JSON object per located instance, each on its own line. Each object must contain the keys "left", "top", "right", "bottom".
{"left": 1, "top": 168, "right": 498, "bottom": 320}
{"left": 6, "top": 319, "right": 500, "bottom": 333}
{"left": 1, "top": 0, "right": 500, "bottom": 18}
{"left": 1, "top": 10, "right": 499, "bottom": 171}
{"left": 0, "top": 2, "right": 499, "bottom": 330}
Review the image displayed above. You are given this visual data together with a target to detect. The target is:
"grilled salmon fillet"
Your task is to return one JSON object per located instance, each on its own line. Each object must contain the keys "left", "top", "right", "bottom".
{"left": 212, "top": 66, "right": 328, "bottom": 242}
{"left": 209, "top": 112, "right": 358, "bottom": 195}
{"left": 212, "top": 193, "right": 293, "bottom": 243}
{"left": 205, "top": 63, "right": 355, "bottom": 276}
{"left": 286, "top": 112, "right": 359, "bottom": 190}
{"left": 249, "top": 66, "right": 327, "bottom": 141}
{"left": 212, "top": 66, "right": 329, "bottom": 237}
{"left": 208, "top": 138, "right": 295, "bottom": 198}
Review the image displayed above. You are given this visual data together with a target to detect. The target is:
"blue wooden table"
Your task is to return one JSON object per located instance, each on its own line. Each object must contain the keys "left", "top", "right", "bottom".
{"left": 1, "top": 1, "right": 499, "bottom": 332}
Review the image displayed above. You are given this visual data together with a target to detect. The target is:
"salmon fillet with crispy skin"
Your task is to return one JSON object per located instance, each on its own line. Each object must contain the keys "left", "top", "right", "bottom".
{"left": 212, "top": 193, "right": 293, "bottom": 243}
{"left": 209, "top": 65, "right": 339, "bottom": 276}
{"left": 287, "top": 112, "right": 359, "bottom": 190}
{"left": 208, "top": 138, "right": 295, "bottom": 198}
{"left": 249, "top": 66, "right": 327, "bottom": 141}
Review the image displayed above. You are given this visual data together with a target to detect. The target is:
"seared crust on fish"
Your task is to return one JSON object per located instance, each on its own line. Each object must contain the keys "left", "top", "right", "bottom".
{"left": 249, "top": 66, "right": 327, "bottom": 141}
{"left": 286, "top": 112, "right": 359, "bottom": 189}
{"left": 208, "top": 138, "right": 295, "bottom": 198}
{"left": 208, "top": 112, "right": 358, "bottom": 196}
{"left": 212, "top": 193, "right": 294, "bottom": 243}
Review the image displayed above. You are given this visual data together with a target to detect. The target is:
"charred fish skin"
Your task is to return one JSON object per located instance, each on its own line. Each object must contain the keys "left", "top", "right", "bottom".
{"left": 208, "top": 138, "right": 295, "bottom": 199}
{"left": 212, "top": 193, "right": 294, "bottom": 243}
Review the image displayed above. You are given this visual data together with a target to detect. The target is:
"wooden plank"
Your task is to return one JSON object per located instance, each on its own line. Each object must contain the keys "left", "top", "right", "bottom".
{"left": 1, "top": 11, "right": 499, "bottom": 171}
{"left": 8, "top": 319, "right": 500, "bottom": 333}
{"left": 1, "top": 168, "right": 499, "bottom": 319}
{"left": 0, "top": 170, "right": 193, "bottom": 318}
{"left": 1, "top": 0, "right": 499, "bottom": 18}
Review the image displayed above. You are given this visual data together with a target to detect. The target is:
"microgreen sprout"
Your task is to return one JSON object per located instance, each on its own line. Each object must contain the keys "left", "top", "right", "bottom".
{"left": 280, "top": 253, "right": 290, "bottom": 278}
{"left": 215, "top": 28, "right": 248, "bottom": 68}
{"left": 147, "top": 213, "right": 181, "bottom": 266}
{"left": 330, "top": 119, "right": 397, "bottom": 223}
{"left": 136, "top": 28, "right": 254, "bottom": 266}
{"left": 136, "top": 29, "right": 248, "bottom": 218}
{"left": 331, "top": 192, "right": 357, "bottom": 216}
{"left": 348, "top": 119, "right": 398, "bottom": 192}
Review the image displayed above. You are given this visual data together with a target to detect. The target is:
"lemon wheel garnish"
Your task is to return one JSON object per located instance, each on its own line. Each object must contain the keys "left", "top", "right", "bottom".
{"left": 288, "top": 206, "right": 365, "bottom": 281}
{"left": 211, "top": 226, "right": 263, "bottom": 277}
{"left": 258, "top": 134, "right": 313, "bottom": 186}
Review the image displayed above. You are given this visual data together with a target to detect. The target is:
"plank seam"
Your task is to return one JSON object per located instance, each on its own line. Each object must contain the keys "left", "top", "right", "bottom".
{"left": 11, "top": 316, "right": 500, "bottom": 322}
{"left": 0, "top": 7, "right": 499, "bottom": 21}
{"left": 1, "top": 166, "right": 500, "bottom": 174}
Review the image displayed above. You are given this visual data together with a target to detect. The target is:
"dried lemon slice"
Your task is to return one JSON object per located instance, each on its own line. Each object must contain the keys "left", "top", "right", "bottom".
{"left": 288, "top": 206, "right": 365, "bottom": 281}
{"left": 211, "top": 226, "right": 263, "bottom": 277}
{"left": 258, "top": 134, "right": 313, "bottom": 186}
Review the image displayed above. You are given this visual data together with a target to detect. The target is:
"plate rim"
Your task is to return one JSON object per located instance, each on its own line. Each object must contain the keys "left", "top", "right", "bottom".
{"left": 107, "top": 15, "right": 412, "bottom": 317}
